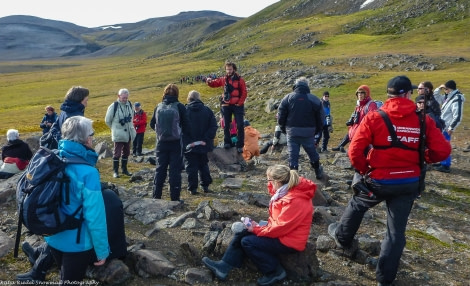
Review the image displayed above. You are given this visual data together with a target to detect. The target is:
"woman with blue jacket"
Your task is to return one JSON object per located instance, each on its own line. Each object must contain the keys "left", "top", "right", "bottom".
{"left": 45, "top": 116, "right": 109, "bottom": 283}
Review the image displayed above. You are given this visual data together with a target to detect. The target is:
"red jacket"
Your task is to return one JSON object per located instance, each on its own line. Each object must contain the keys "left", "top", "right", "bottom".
{"left": 348, "top": 96, "right": 378, "bottom": 141}
{"left": 349, "top": 97, "right": 451, "bottom": 182}
{"left": 252, "top": 177, "right": 316, "bottom": 251}
{"left": 133, "top": 109, "right": 147, "bottom": 134}
{"left": 208, "top": 73, "right": 247, "bottom": 105}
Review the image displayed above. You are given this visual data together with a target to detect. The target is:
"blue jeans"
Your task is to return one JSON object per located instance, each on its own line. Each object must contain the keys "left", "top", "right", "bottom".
{"left": 440, "top": 131, "right": 451, "bottom": 167}
{"left": 335, "top": 181, "right": 418, "bottom": 284}
{"left": 286, "top": 135, "right": 319, "bottom": 170}
{"left": 222, "top": 231, "right": 296, "bottom": 275}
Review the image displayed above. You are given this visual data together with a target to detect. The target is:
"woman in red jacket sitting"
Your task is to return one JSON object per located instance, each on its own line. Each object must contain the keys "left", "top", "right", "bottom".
{"left": 202, "top": 164, "right": 316, "bottom": 286}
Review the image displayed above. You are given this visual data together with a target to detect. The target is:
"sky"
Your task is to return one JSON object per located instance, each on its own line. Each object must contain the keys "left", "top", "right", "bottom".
{"left": 1, "top": 0, "right": 280, "bottom": 28}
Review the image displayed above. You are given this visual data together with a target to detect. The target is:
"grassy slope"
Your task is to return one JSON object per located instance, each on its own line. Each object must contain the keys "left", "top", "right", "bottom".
{"left": 0, "top": 0, "right": 468, "bottom": 144}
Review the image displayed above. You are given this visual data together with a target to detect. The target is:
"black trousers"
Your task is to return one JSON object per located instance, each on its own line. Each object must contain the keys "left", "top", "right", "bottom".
{"left": 50, "top": 248, "right": 95, "bottom": 285}
{"left": 184, "top": 152, "right": 212, "bottom": 191}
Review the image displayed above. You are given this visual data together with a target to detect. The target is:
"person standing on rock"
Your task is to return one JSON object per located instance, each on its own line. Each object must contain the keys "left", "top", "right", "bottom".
{"left": 150, "top": 83, "right": 190, "bottom": 201}
{"left": 105, "top": 88, "right": 136, "bottom": 178}
{"left": 277, "top": 76, "right": 325, "bottom": 179}
{"left": 202, "top": 164, "right": 316, "bottom": 286}
{"left": 328, "top": 75, "right": 451, "bottom": 286}
{"left": 432, "top": 80, "right": 465, "bottom": 173}
{"left": 206, "top": 60, "right": 247, "bottom": 153}
{"left": 183, "top": 90, "right": 217, "bottom": 195}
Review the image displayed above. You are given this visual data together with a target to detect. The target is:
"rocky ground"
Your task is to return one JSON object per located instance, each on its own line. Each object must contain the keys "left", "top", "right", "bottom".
{"left": 1, "top": 133, "right": 469, "bottom": 286}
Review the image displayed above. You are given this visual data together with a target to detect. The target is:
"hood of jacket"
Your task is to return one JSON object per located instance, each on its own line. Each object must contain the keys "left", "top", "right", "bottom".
{"left": 60, "top": 100, "right": 85, "bottom": 115}
{"left": 381, "top": 97, "right": 417, "bottom": 119}
{"left": 268, "top": 177, "right": 316, "bottom": 201}
{"left": 293, "top": 83, "right": 310, "bottom": 94}
{"left": 186, "top": 100, "right": 204, "bottom": 112}
{"left": 162, "top": 94, "right": 179, "bottom": 104}
{"left": 58, "top": 140, "right": 98, "bottom": 166}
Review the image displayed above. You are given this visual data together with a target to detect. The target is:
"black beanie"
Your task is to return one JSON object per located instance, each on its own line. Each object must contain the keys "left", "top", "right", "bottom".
{"left": 445, "top": 80, "right": 457, "bottom": 90}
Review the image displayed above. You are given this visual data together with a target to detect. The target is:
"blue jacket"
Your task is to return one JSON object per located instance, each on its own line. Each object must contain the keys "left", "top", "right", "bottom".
{"left": 45, "top": 140, "right": 109, "bottom": 260}
{"left": 183, "top": 100, "right": 218, "bottom": 153}
{"left": 277, "top": 83, "right": 324, "bottom": 137}
{"left": 40, "top": 112, "right": 58, "bottom": 134}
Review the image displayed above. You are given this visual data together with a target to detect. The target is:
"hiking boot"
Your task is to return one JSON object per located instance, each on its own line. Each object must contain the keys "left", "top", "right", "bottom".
{"left": 328, "top": 222, "right": 358, "bottom": 258}
{"left": 224, "top": 144, "right": 231, "bottom": 149}
{"left": 257, "top": 265, "right": 286, "bottom": 286}
{"left": 201, "top": 186, "right": 211, "bottom": 193}
{"left": 332, "top": 146, "right": 346, "bottom": 152}
{"left": 435, "top": 165, "right": 450, "bottom": 173}
{"left": 121, "top": 158, "right": 132, "bottom": 176}
{"left": 237, "top": 147, "right": 243, "bottom": 153}
{"left": 188, "top": 189, "right": 198, "bottom": 195}
{"left": 314, "top": 166, "right": 324, "bottom": 180}
{"left": 328, "top": 222, "right": 343, "bottom": 248}
{"left": 16, "top": 269, "right": 44, "bottom": 282}
{"left": 377, "top": 283, "right": 393, "bottom": 286}
{"left": 113, "top": 159, "right": 120, "bottom": 178}
{"left": 22, "top": 242, "right": 39, "bottom": 265}
{"left": 202, "top": 257, "right": 232, "bottom": 281}
{"left": 320, "top": 147, "right": 327, "bottom": 153}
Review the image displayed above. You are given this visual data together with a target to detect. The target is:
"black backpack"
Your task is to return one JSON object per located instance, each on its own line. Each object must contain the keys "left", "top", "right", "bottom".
{"left": 14, "top": 147, "right": 92, "bottom": 257}
{"left": 155, "top": 102, "right": 182, "bottom": 141}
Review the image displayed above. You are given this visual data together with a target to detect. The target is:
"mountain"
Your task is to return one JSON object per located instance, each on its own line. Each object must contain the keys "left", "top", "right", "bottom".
{"left": 0, "top": 11, "right": 240, "bottom": 61}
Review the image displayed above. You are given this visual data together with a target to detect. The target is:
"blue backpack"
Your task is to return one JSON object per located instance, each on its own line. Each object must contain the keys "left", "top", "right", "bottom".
{"left": 14, "top": 147, "right": 91, "bottom": 257}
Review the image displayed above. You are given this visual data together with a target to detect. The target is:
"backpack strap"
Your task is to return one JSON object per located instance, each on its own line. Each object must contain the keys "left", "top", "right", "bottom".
{"left": 374, "top": 110, "right": 418, "bottom": 151}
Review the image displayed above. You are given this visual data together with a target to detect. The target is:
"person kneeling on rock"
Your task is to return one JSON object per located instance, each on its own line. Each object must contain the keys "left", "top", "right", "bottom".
{"left": 202, "top": 164, "right": 316, "bottom": 285}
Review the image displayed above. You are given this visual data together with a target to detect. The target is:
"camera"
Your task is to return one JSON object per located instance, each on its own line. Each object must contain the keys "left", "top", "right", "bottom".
{"left": 223, "top": 82, "right": 234, "bottom": 102}
{"left": 119, "top": 116, "right": 132, "bottom": 126}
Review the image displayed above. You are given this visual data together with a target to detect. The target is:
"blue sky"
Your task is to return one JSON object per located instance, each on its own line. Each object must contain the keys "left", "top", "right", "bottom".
{"left": 0, "top": 0, "right": 280, "bottom": 28}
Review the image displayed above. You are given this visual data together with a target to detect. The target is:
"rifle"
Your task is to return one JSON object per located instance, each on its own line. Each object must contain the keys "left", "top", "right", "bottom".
{"left": 417, "top": 91, "right": 427, "bottom": 197}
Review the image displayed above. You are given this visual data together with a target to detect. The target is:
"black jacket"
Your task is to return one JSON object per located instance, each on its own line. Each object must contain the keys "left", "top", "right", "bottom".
{"left": 277, "top": 83, "right": 324, "bottom": 137}
{"left": 183, "top": 100, "right": 218, "bottom": 153}
{"left": 1, "top": 139, "right": 33, "bottom": 161}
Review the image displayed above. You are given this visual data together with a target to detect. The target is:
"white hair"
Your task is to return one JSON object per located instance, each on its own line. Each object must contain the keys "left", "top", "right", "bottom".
{"left": 118, "top": 88, "right": 129, "bottom": 96}
{"left": 6, "top": 129, "right": 19, "bottom": 141}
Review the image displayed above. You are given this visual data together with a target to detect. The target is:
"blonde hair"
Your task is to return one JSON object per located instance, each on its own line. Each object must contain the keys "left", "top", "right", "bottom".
{"left": 266, "top": 164, "right": 299, "bottom": 190}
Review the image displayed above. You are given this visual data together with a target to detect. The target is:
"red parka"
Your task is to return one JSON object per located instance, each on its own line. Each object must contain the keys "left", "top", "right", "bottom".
{"left": 207, "top": 73, "right": 247, "bottom": 106}
{"left": 252, "top": 177, "right": 316, "bottom": 251}
{"left": 133, "top": 109, "right": 147, "bottom": 134}
{"left": 349, "top": 97, "right": 451, "bottom": 182}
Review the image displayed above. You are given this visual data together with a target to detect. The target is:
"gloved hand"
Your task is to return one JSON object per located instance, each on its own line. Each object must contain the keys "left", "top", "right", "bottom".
{"left": 346, "top": 119, "right": 353, "bottom": 126}
{"left": 328, "top": 125, "right": 333, "bottom": 133}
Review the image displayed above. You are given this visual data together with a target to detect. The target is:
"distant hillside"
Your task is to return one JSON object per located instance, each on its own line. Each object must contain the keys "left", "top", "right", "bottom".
{"left": 0, "top": 11, "right": 240, "bottom": 61}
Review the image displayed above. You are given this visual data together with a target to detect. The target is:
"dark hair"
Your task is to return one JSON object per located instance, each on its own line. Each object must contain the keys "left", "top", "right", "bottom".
{"left": 445, "top": 80, "right": 457, "bottom": 90}
{"left": 420, "top": 81, "right": 433, "bottom": 94}
{"left": 64, "top": 86, "right": 89, "bottom": 103}
{"left": 225, "top": 60, "right": 237, "bottom": 72}
{"left": 323, "top": 91, "right": 330, "bottom": 96}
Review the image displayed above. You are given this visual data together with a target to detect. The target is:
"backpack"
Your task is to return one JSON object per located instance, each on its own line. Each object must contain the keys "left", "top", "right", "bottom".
{"left": 39, "top": 122, "right": 59, "bottom": 150}
{"left": 113, "top": 100, "right": 132, "bottom": 118}
{"left": 364, "top": 100, "right": 384, "bottom": 114}
{"left": 155, "top": 102, "right": 181, "bottom": 141}
{"left": 14, "top": 147, "right": 92, "bottom": 257}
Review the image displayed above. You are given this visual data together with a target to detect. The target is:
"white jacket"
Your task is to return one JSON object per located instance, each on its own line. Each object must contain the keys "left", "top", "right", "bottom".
{"left": 434, "top": 88, "right": 465, "bottom": 132}
{"left": 105, "top": 100, "right": 136, "bottom": 142}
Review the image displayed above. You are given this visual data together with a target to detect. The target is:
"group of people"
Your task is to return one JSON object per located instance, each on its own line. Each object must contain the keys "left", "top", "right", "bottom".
{"left": 3, "top": 62, "right": 465, "bottom": 286}
{"left": 202, "top": 75, "right": 461, "bottom": 286}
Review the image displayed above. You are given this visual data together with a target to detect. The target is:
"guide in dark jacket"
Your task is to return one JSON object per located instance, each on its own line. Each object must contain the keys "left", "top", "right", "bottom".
{"left": 183, "top": 90, "right": 218, "bottom": 194}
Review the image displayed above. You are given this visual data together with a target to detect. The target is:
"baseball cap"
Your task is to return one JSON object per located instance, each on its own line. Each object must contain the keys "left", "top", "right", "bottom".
{"left": 134, "top": 102, "right": 141, "bottom": 107}
{"left": 387, "top": 75, "right": 416, "bottom": 95}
